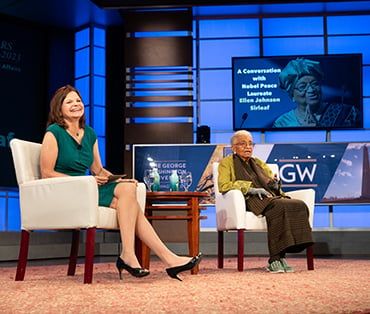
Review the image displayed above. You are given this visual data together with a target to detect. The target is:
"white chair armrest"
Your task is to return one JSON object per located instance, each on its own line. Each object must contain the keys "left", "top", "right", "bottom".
{"left": 215, "top": 189, "right": 247, "bottom": 230}
{"left": 136, "top": 182, "right": 146, "bottom": 212}
{"left": 19, "top": 176, "right": 99, "bottom": 230}
{"left": 285, "top": 188, "right": 315, "bottom": 227}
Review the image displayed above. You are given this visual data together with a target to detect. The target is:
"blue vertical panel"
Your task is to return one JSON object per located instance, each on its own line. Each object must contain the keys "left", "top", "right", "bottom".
{"left": 97, "top": 136, "right": 106, "bottom": 166}
{"left": 134, "top": 31, "right": 188, "bottom": 38}
{"left": 327, "top": 15, "right": 370, "bottom": 35}
{"left": 263, "top": 17, "right": 323, "bottom": 36}
{"left": 93, "top": 27, "right": 106, "bottom": 47}
{"left": 199, "top": 19, "right": 259, "bottom": 38}
{"left": 193, "top": 38, "right": 197, "bottom": 78}
{"left": 194, "top": 5, "right": 260, "bottom": 16}
{"left": 134, "top": 117, "right": 188, "bottom": 123}
{"left": 93, "top": 76, "right": 105, "bottom": 106}
{"left": 8, "top": 197, "right": 20, "bottom": 231}
{"left": 199, "top": 101, "right": 233, "bottom": 131}
{"left": 263, "top": 37, "right": 324, "bottom": 56}
{"left": 265, "top": 131, "right": 327, "bottom": 143}
{"left": 363, "top": 66, "right": 370, "bottom": 97}
{"left": 333, "top": 205, "right": 370, "bottom": 228}
{"left": 75, "top": 48, "right": 90, "bottom": 78}
{"left": 199, "top": 39, "right": 260, "bottom": 68}
{"left": 328, "top": 36, "right": 370, "bottom": 64}
{"left": 93, "top": 106, "right": 106, "bottom": 137}
{"left": 363, "top": 98, "right": 370, "bottom": 128}
{"left": 200, "top": 206, "right": 216, "bottom": 228}
{"left": 84, "top": 106, "right": 91, "bottom": 126}
{"left": 313, "top": 205, "right": 330, "bottom": 228}
{"left": 0, "top": 197, "right": 5, "bottom": 230}
{"left": 249, "top": 132, "right": 263, "bottom": 144}
{"left": 330, "top": 129, "right": 370, "bottom": 142}
{"left": 193, "top": 20, "right": 197, "bottom": 69}
{"left": 262, "top": 3, "right": 324, "bottom": 14}
{"left": 211, "top": 132, "right": 234, "bottom": 145}
{"left": 75, "top": 77, "right": 90, "bottom": 104}
{"left": 325, "top": 2, "right": 370, "bottom": 12}
{"left": 93, "top": 47, "right": 105, "bottom": 76}
{"left": 211, "top": 131, "right": 264, "bottom": 145}
{"left": 75, "top": 28, "right": 90, "bottom": 50}
{"left": 200, "top": 69, "right": 231, "bottom": 100}
{"left": 262, "top": 16, "right": 324, "bottom": 57}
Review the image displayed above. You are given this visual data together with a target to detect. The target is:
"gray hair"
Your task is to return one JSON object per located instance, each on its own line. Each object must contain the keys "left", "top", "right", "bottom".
{"left": 230, "top": 130, "right": 253, "bottom": 145}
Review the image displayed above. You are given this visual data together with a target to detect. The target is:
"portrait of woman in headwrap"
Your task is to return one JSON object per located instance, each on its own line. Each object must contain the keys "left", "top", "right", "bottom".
{"left": 273, "top": 58, "right": 361, "bottom": 128}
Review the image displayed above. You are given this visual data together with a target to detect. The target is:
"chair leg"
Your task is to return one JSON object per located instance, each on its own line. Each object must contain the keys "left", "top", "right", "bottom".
{"left": 306, "top": 244, "right": 314, "bottom": 270}
{"left": 140, "top": 242, "right": 151, "bottom": 271}
{"left": 217, "top": 231, "right": 224, "bottom": 268}
{"left": 68, "top": 229, "right": 80, "bottom": 276}
{"left": 84, "top": 228, "right": 96, "bottom": 284}
{"left": 135, "top": 236, "right": 142, "bottom": 265}
{"left": 15, "top": 230, "right": 30, "bottom": 281}
{"left": 237, "top": 229, "right": 244, "bottom": 272}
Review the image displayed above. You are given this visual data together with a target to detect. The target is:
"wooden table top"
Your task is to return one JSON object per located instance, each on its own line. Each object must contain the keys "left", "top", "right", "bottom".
{"left": 146, "top": 191, "right": 209, "bottom": 198}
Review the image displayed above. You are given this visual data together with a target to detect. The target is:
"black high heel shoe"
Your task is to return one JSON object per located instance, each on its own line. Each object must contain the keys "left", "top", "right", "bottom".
{"left": 166, "top": 253, "right": 203, "bottom": 281}
{"left": 116, "top": 257, "right": 150, "bottom": 279}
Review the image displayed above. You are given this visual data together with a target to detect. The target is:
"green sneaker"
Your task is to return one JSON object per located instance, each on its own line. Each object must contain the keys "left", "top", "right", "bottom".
{"left": 280, "top": 258, "right": 294, "bottom": 273}
{"left": 266, "top": 260, "right": 285, "bottom": 273}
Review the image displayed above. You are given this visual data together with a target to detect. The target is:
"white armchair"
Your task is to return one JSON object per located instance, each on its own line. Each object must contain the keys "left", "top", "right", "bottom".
{"left": 212, "top": 161, "right": 315, "bottom": 271}
{"left": 10, "top": 138, "right": 146, "bottom": 284}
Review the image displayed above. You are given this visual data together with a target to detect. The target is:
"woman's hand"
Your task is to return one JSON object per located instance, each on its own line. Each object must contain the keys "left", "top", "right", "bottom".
{"left": 93, "top": 175, "right": 108, "bottom": 186}
{"left": 267, "top": 174, "right": 281, "bottom": 192}
{"left": 247, "top": 187, "right": 272, "bottom": 200}
{"left": 93, "top": 175, "right": 138, "bottom": 186}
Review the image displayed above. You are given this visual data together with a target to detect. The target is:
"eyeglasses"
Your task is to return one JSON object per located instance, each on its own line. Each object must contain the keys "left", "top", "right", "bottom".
{"left": 234, "top": 142, "right": 253, "bottom": 147}
{"left": 294, "top": 80, "right": 321, "bottom": 94}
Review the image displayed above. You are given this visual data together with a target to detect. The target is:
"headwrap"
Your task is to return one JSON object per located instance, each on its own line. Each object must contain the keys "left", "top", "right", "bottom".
{"left": 279, "top": 58, "right": 324, "bottom": 97}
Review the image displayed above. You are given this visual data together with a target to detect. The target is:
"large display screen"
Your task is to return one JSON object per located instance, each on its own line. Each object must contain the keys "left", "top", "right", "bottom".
{"left": 232, "top": 54, "right": 363, "bottom": 131}
{"left": 133, "top": 143, "right": 370, "bottom": 205}
{"left": 0, "top": 17, "right": 47, "bottom": 187}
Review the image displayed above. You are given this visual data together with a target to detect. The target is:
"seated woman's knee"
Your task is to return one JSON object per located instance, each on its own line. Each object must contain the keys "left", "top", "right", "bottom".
{"left": 115, "top": 182, "right": 137, "bottom": 197}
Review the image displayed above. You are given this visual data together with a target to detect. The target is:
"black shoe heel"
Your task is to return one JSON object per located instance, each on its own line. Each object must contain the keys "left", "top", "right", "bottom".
{"left": 116, "top": 257, "right": 150, "bottom": 279}
{"left": 166, "top": 253, "right": 203, "bottom": 281}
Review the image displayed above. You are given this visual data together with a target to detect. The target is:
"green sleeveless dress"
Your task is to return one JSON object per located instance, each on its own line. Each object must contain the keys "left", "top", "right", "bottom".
{"left": 46, "top": 123, "right": 119, "bottom": 207}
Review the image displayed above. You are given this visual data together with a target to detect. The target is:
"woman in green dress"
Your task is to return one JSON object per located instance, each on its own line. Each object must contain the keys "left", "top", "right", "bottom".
{"left": 40, "top": 85, "right": 202, "bottom": 281}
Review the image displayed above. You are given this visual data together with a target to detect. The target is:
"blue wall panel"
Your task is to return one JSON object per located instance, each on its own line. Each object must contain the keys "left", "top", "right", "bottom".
{"left": 333, "top": 205, "right": 370, "bottom": 228}
{"left": 199, "top": 101, "right": 233, "bottom": 130}
{"left": 263, "top": 37, "right": 324, "bottom": 56}
{"left": 199, "top": 69, "right": 231, "bottom": 100}
{"left": 263, "top": 17, "right": 323, "bottom": 36}
{"left": 327, "top": 15, "right": 370, "bottom": 34}
{"left": 199, "top": 19, "right": 259, "bottom": 38}
{"left": 199, "top": 39, "right": 260, "bottom": 68}
{"left": 328, "top": 36, "right": 370, "bottom": 63}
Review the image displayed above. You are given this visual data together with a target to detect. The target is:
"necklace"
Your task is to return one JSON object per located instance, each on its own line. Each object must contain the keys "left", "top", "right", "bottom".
{"left": 67, "top": 128, "right": 81, "bottom": 139}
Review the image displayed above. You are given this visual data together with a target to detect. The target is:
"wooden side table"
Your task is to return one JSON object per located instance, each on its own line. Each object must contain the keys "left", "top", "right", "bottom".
{"left": 139, "top": 191, "right": 208, "bottom": 274}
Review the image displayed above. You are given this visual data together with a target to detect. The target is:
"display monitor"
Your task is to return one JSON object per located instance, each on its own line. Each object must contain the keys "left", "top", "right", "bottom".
{"left": 0, "top": 17, "right": 47, "bottom": 187}
{"left": 232, "top": 54, "right": 363, "bottom": 131}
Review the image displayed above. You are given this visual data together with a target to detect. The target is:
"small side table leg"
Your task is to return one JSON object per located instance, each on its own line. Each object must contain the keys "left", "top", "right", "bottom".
{"left": 188, "top": 197, "right": 200, "bottom": 274}
{"left": 141, "top": 242, "right": 151, "bottom": 270}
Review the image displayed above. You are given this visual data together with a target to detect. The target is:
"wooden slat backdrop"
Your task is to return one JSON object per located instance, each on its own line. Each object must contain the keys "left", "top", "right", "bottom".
{"left": 123, "top": 8, "right": 194, "bottom": 176}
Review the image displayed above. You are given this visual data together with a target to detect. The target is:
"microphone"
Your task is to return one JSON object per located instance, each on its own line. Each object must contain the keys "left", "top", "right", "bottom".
{"left": 77, "top": 144, "right": 82, "bottom": 150}
{"left": 239, "top": 113, "right": 248, "bottom": 129}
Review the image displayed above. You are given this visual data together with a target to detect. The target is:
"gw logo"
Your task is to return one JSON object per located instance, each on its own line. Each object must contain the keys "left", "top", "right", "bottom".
{"left": 279, "top": 164, "right": 317, "bottom": 183}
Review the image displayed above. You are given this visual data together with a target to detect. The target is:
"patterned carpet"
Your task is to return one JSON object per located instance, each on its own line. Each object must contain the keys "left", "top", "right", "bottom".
{"left": 1, "top": 257, "right": 370, "bottom": 313}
